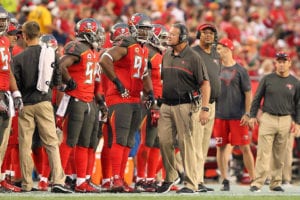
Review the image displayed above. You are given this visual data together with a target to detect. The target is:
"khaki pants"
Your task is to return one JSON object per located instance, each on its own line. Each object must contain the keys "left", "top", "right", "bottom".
{"left": 18, "top": 101, "right": 65, "bottom": 191}
{"left": 195, "top": 102, "right": 215, "bottom": 184}
{"left": 282, "top": 133, "right": 294, "bottom": 183}
{"left": 158, "top": 103, "right": 198, "bottom": 191}
{"left": 251, "top": 113, "right": 292, "bottom": 189}
{"left": 0, "top": 117, "right": 12, "bottom": 180}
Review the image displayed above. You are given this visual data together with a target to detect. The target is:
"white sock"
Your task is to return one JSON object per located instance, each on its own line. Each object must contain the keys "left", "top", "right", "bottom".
{"left": 102, "top": 178, "right": 111, "bottom": 185}
{"left": 76, "top": 177, "right": 86, "bottom": 186}
{"left": 40, "top": 177, "right": 48, "bottom": 182}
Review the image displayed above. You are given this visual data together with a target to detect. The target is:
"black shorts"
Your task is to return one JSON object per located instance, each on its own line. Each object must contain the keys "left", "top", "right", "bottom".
{"left": 140, "top": 107, "right": 159, "bottom": 148}
{"left": 66, "top": 98, "right": 96, "bottom": 147}
{"left": 107, "top": 103, "right": 142, "bottom": 148}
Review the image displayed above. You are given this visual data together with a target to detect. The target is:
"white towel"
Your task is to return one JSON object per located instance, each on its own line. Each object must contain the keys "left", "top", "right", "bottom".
{"left": 36, "top": 44, "right": 55, "bottom": 94}
{"left": 56, "top": 93, "right": 70, "bottom": 117}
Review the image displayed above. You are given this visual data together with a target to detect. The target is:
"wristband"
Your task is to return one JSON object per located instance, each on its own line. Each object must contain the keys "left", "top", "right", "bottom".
{"left": 201, "top": 106, "right": 209, "bottom": 112}
{"left": 12, "top": 90, "right": 22, "bottom": 98}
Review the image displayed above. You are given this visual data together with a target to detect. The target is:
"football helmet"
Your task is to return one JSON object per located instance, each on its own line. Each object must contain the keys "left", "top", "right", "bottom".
{"left": 75, "top": 18, "right": 105, "bottom": 49}
{"left": 128, "top": 13, "right": 152, "bottom": 43}
{"left": 150, "top": 24, "right": 168, "bottom": 51}
{"left": 110, "top": 22, "right": 130, "bottom": 46}
{"left": 0, "top": 6, "right": 9, "bottom": 36}
{"left": 7, "top": 13, "right": 20, "bottom": 35}
{"left": 39, "top": 34, "right": 58, "bottom": 50}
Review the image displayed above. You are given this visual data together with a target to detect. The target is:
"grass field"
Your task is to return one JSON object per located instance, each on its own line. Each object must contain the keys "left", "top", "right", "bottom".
{"left": 1, "top": 183, "right": 300, "bottom": 200}
{"left": 0, "top": 194, "right": 300, "bottom": 200}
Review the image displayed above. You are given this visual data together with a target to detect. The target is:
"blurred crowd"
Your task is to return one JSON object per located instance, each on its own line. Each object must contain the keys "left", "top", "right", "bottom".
{"left": 1, "top": 0, "right": 300, "bottom": 192}
{"left": 2, "top": 0, "right": 300, "bottom": 80}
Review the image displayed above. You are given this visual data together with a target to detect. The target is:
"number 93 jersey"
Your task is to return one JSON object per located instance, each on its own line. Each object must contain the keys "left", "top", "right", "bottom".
{"left": 64, "top": 41, "right": 98, "bottom": 102}
{"left": 0, "top": 36, "right": 11, "bottom": 91}
{"left": 106, "top": 36, "right": 149, "bottom": 106}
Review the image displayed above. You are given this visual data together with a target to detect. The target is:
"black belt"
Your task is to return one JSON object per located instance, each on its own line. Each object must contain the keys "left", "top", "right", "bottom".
{"left": 269, "top": 113, "right": 289, "bottom": 117}
{"left": 163, "top": 99, "right": 192, "bottom": 106}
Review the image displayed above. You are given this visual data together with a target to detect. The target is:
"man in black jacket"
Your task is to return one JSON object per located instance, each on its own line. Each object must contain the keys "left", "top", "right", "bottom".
{"left": 12, "top": 21, "right": 71, "bottom": 193}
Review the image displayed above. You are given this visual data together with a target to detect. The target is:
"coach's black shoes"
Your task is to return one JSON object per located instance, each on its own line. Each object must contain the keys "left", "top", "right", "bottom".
{"left": 270, "top": 186, "right": 284, "bottom": 192}
{"left": 198, "top": 183, "right": 214, "bottom": 192}
{"left": 176, "top": 187, "right": 195, "bottom": 194}
{"left": 157, "top": 177, "right": 180, "bottom": 193}
{"left": 51, "top": 184, "right": 73, "bottom": 193}
{"left": 220, "top": 179, "right": 230, "bottom": 191}
{"left": 249, "top": 186, "right": 261, "bottom": 192}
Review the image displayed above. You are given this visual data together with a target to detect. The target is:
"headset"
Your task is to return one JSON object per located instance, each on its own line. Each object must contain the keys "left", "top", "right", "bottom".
{"left": 196, "top": 23, "right": 218, "bottom": 43}
{"left": 173, "top": 23, "right": 188, "bottom": 44}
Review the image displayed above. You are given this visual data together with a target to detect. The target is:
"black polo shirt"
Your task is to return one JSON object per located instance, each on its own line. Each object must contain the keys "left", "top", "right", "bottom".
{"left": 250, "top": 72, "right": 300, "bottom": 123}
{"left": 161, "top": 45, "right": 209, "bottom": 103}
{"left": 192, "top": 45, "right": 221, "bottom": 102}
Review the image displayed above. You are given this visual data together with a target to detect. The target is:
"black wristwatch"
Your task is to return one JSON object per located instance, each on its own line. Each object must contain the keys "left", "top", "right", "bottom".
{"left": 201, "top": 106, "right": 210, "bottom": 112}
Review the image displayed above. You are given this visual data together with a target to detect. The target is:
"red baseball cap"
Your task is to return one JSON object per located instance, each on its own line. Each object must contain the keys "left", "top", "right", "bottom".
{"left": 197, "top": 23, "right": 216, "bottom": 32}
{"left": 219, "top": 38, "right": 234, "bottom": 51}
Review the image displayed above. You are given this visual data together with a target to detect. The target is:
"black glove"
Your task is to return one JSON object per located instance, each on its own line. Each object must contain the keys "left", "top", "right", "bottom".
{"left": 97, "top": 98, "right": 108, "bottom": 122}
{"left": 144, "top": 90, "right": 155, "bottom": 110}
{"left": 60, "top": 78, "right": 77, "bottom": 92}
{"left": 113, "top": 77, "right": 129, "bottom": 98}
{"left": 12, "top": 90, "right": 23, "bottom": 111}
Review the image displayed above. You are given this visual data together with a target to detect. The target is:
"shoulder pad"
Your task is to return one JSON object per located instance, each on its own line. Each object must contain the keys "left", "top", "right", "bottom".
{"left": 64, "top": 41, "right": 90, "bottom": 57}
{"left": 119, "top": 36, "right": 136, "bottom": 48}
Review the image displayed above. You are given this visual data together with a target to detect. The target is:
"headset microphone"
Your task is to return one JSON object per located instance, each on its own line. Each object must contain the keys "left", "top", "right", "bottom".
{"left": 170, "top": 23, "right": 188, "bottom": 46}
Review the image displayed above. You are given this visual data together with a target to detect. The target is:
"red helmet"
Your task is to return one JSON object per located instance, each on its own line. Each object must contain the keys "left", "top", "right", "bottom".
{"left": 128, "top": 13, "right": 152, "bottom": 43}
{"left": 39, "top": 34, "right": 58, "bottom": 50}
{"left": 150, "top": 24, "right": 168, "bottom": 49}
{"left": 110, "top": 22, "right": 130, "bottom": 45}
{"left": 6, "top": 13, "right": 20, "bottom": 35}
{"left": 75, "top": 18, "right": 105, "bottom": 48}
{"left": 0, "top": 6, "right": 9, "bottom": 35}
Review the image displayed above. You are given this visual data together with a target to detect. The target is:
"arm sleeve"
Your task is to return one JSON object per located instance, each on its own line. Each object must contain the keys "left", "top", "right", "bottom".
{"left": 11, "top": 56, "right": 22, "bottom": 90}
{"left": 294, "top": 81, "right": 300, "bottom": 124}
{"left": 250, "top": 76, "right": 266, "bottom": 117}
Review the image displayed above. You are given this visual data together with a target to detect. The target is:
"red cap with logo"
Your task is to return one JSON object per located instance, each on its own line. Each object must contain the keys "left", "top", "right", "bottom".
{"left": 219, "top": 38, "right": 234, "bottom": 51}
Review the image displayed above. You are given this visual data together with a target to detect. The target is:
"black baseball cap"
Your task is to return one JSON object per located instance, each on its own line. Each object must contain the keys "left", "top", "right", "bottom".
{"left": 275, "top": 51, "right": 290, "bottom": 60}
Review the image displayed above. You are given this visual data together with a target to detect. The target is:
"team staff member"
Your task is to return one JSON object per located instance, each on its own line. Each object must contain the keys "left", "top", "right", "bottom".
{"left": 249, "top": 52, "right": 300, "bottom": 192}
{"left": 12, "top": 21, "right": 71, "bottom": 193}
{"left": 214, "top": 38, "right": 255, "bottom": 191}
{"left": 192, "top": 23, "right": 221, "bottom": 192}
{"left": 157, "top": 23, "right": 210, "bottom": 194}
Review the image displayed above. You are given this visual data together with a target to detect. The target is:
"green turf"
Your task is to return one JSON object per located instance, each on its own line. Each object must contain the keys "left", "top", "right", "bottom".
{"left": 0, "top": 195, "right": 300, "bottom": 200}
